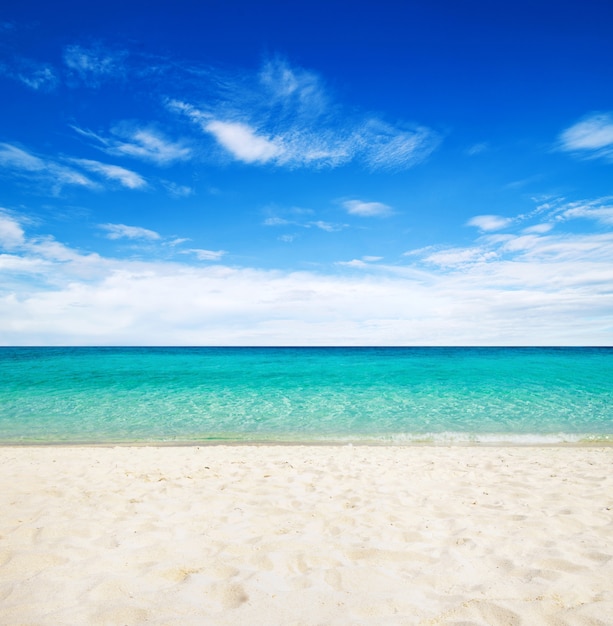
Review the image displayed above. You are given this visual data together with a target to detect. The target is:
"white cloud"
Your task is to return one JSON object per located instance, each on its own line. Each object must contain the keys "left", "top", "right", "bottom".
{"left": 337, "top": 255, "right": 383, "bottom": 267}
{"left": 63, "top": 44, "right": 127, "bottom": 86}
{"left": 169, "top": 58, "right": 440, "bottom": 170}
{"left": 422, "top": 247, "right": 498, "bottom": 267}
{"left": 0, "top": 143, "right": 98, "bottom": 192}
{"left": 0, "top": 143, "right": 46, "bottom": 171}
{"left": 357, "top": 119, "right": 437, "bottom": 170}
{"left": 264, "top": 217, "right": 291, "bottom": 226}
{"left": 466, "top": 142, "right": 489, "bottom": 156}
{"left": 558, "top": 201, "right": 613, "bottom": 225}
{"left": 204, "top": 120, "right": 283, "bottom": 164}
{"left": 523, "top": 223, "right": 553, "bottom": 234}
{"left": 467, "top": 215, "right": 513, "bottom": 232}
{"left": 559, "top": 113, "right": 613, "bottom": 160}
{"left": 114, "top": 128, "right": 191, "bottom": 164}
{"left": 264, "top": 215, "right": 346, "bottom": 232}
{"left": 2, "top": 243, "right": 612, "bottom": 345}
{"left": 342, "top": 199, "right": 393, "bottom": 217}
{"left": 99, "top": 224, "right": 161, "bottom": 240}
{"left": 0, "top": 210, "right": 26, "bottom": 249}
{"left": 162, "top": 182, "right": 193, "bottom": 198}
{"left": 2, "top": 197, "right": 613, "bottom": 346}
{"left": 167, "top": 238, "right": 190, "bottom": 247}
{"left": 74, "top": 125, "right": 191, "bottom": 165}
{"left": 310, "top": 220, "right": 344, "bottom": 232}
{"left": 259, "top": 58, "right": 328, "bottom": 118}
{"left": 17, "top": 63, "right": 58, "bottom": 91}
{"left": 184, "top": 249, "right": 226, "bottom": 261}
{"left": 72, "top": 159, "right": 147, "bottom": 189}
{"left": 0, "top": 56, "right": 59, "bottom": 91}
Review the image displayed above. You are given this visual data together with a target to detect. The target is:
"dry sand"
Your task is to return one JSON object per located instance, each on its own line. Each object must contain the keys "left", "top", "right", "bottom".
{"left": 0, "top": 445, "right": 612, "bottom": 625}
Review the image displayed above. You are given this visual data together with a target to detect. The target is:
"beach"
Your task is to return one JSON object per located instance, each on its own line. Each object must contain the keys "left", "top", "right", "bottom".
{"left": 1, "top": 445, "right": 611, "bottom": 625}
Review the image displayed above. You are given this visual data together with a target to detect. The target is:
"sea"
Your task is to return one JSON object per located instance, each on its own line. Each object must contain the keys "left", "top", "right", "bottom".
{"left": 0, "top": 347, "right": 612, "bottom": 445}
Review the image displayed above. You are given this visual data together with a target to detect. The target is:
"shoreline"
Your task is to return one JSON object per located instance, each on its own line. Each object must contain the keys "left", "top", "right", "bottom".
{"left": 1, "top": 430, "right": 612, "bottom": 448}
{"left": 1, "top": 445, "right": 612, "bottom": 624}
{"left": 0, "top": 440, "right": 613, "bottom": 450}
{"left": 1, "top": 438, "right": 612, "bottom": 447}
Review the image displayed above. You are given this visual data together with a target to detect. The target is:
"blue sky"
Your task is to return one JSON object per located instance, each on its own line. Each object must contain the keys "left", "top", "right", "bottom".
{"left": 1, "top": 0, "right": 613, "bottom": 345}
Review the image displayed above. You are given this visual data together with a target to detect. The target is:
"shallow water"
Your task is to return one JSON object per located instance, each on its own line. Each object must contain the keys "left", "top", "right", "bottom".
{"left": 1, "top": 347, "right": 612, "bottom": 444}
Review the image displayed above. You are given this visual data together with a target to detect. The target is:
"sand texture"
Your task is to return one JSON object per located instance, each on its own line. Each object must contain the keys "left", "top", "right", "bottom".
{"left": 0, "top": 445, "right": 612, "bottom": 625}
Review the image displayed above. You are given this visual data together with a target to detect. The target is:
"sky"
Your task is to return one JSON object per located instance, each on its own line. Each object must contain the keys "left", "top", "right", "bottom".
{"left": 1, "top": 0, "right": 612, "bottom": 345}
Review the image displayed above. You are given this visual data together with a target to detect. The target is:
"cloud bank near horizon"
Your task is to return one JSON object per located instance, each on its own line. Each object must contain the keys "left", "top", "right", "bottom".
{"left": 1, "top": 197, "right": 612, "bottom": 346}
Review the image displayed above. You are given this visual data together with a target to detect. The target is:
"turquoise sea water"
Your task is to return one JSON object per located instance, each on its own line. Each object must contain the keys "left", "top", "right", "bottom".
{"left": 0, "top": 347, "right": 612, "bottom": 444}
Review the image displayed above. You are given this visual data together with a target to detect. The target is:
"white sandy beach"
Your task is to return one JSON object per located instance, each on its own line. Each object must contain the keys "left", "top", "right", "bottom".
{"left": 0, "top": 445, "right": 611, "bottom": 625}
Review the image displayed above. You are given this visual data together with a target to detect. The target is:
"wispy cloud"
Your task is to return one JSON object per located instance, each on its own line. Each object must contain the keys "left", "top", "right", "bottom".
{"left": 412, "top": 197, "right": 613, "bottom": 270}
{"left": 169, "top": 58, "right": 440, "bottom": 170}
{"left": 0, "top": 142, "right": 151, "bottom": 194}
{"left": 556, "top": 198, "right": 613, "bottom": 225}
{"left": 0, "top": 211, "right": 102, "bottom": 269}
{"left": 162, "top": 181, "right": 194, "bottom": 198}
{"left": 99, "top": 223, "right": 161, "bottom": 240}
{"left": 558, "top": 112, "right": 613, "bottom": 161}
{"left": 0, "top": 142, "right": 97, "bottom": 192}
{"left": 71, "top": 158, "right": 147, "bottom": 189}
{"left": 73, "top": 124, "right": 192, "bottom": 165}
{"left": 342, "top": 199, "right": 393, "bottom": 217}
{"left": 466, "top": 142, "right": 489, "bottom": 156}
{"left": 17, "top": 64, "right": 58, "bottom": 91}
{"left": 183, "top": 248, "right": 226, "bottom": 261}
{"left": 0, "top": 209, "right": 26, "bottom": 249}
{"left": 0, "top": 143, "right": 46, "bottom": 171}
{"left": 63, "top": 44, "right": 127, "bottom": 87}
{"left": 1, "top": 58, "right": 59, "bottom": 91}
{"left": 3, "top": 59, "right": 60, "bottom": 92}
{"left": 263, "top": 213, "right": 347, "bottom": 232}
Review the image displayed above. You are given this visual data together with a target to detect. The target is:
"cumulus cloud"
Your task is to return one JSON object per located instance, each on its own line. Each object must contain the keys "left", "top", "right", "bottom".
{"left": 169, "top": 58, "right": 440, "bottom": 170}
{"left": 99, "top": 223, "right": 161, "bottom": 240}
{"left": 558, "top": 112, "right": 613, "bottom": 161}
{"left": 342, "top": 199, "right": 393, "bottom": 217}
